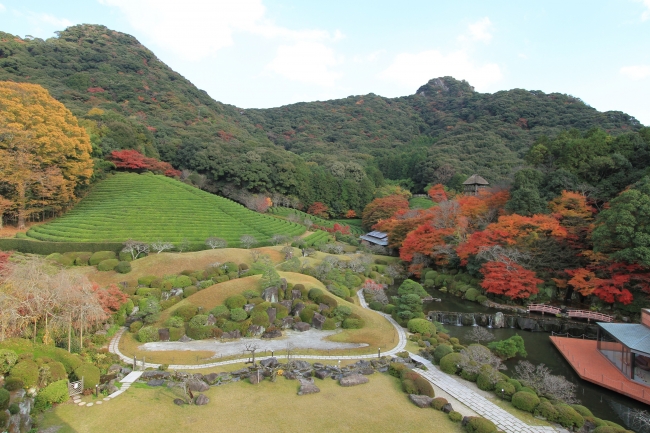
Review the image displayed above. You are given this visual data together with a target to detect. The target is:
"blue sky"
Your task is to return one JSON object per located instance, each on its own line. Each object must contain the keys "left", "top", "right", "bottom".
{"left": 1, "top": 0, "right": 649, "bottom": 124}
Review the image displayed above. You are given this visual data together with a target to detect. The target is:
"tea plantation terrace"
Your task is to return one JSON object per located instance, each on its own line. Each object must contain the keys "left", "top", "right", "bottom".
{"left": 26, "top": 173, "right": 306, "bottom": 246}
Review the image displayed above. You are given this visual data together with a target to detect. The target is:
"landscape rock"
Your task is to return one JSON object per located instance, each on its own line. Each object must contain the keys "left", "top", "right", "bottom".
{"left": 315, "top": 370, "right": 330, "bottom": 380}
{"left": 108, "top": 364, "right": 122, "bottom": 374}
{"left": 291, "top": 290, "right": 302, "bottom": 300}
{"left": 222, "top": 330, "right": 241, "bottom": 339}
{"left": 297, "top": 378, "right": 320, "bottom": 395}
{"left": 243, "top": 304, "right": 255, "bottom": 313}
{"left": 141, "top": 371, "right": 171, "bottom": 380}
{"left": 339, "top": 374, "right": 369, "bottom": 387}
{"left": 293, "top": 360, "right": 311, "bottom": 370}
{"left": 281, "top": 317, "right": 294, "bottom": 329}
{"left": 194, "top": 394, "right": 209, "bottom": 405}
{"left": 206, "top": 314, "right": 216, "bottom": 326}
{"left": 293, "top": 322, "right": 310, "bottom": 332}
{"left": 442, "top": 403, "right": 454, "bottom": 413}
{"left": 409, "top": 394, "right": 434, "bottom": 408}
{"left": 147, "top": 379, "right": 165, "bottom": 387}
{"left": 312, "top": 313, "right": 326, "bottom": 330}
{"left": 318, "top": 303, "right": 330, "bottom": 313}
{"left": 178, "top": 334, "right": 193, "bottom": 342}
{"left": 260, "top": 357, "right": 279, "bottom": 368}
{"left": 281, "top": 300, "right": 293, "bottom": 310}
{"left": 280, "top": 278, "right": 287, "bottom": 291}
{"left": 187, "top": 379, "right": 209, "bottom": 392}
{"left": 292, "top": 302, "right": 305, "bottom": 316}
{"left": 247, "top": 325, "right": 264, "bottom": 336}
{"left": 517, "top": 317, "right": 540, "bottom": 331}
{"left": 158, "top": 328, "right": 170, "bottom": 341}
{"left": 267, "top": 307, "right": 277, "bottom": 323}
{"left": 249, "top": 370, "right": 264, "bottom": 384}
{"left": 262, "top": 286, "right": 279, "bottom": 303}
{"left": 493, "top": 312, "right": 505, "bottom": 329}
{"left": 173, "top": 398, "right": 187, "bottom": 406}
{"left": 262, "top": 328, "right": 282, "bottom": 338}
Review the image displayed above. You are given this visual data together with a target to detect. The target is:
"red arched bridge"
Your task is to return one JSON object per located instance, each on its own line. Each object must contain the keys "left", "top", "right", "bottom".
{"left": 527, "top": 304, "right": 614, "bottom": 322}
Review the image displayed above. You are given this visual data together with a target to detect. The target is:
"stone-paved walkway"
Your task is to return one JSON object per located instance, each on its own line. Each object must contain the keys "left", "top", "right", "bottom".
{"left": 106, "top": 290, "right": 556, "bottom": 432}
{"left": 410, "top": 353, "right": 556, "bottom": 433}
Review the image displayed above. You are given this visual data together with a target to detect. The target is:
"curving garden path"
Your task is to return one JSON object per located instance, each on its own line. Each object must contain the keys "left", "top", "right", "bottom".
{"left": 106, "top": 289, "right": 557, "bottom": 432}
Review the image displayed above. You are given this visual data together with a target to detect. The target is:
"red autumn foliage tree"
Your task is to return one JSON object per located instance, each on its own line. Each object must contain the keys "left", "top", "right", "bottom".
{"left": 480, "top": 260, "right": 542, "bottom": 299}
{"left": 361, "top": 194, "right": 409, "bottom": 230}
{"left": 400, "top": 223, "right": 456, "bottom": 265}
{"left": 374, "top": 208, "right": 435, "bottom": 249}
{"left": 428, "top": 184, "right": 447, "bottom": 203}
{"left": 108, "top": 149, "right": 181, "bottom": 178}
{"left": 93, "top": 283, "right": 129, "bottom": 314}
{"left": 307, "top": 202, "right": 329, "bottom": 218}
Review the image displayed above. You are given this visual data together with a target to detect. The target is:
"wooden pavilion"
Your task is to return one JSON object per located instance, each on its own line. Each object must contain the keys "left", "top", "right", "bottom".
{"left": 463, "top": 174, "right": 489, "bottom": 195}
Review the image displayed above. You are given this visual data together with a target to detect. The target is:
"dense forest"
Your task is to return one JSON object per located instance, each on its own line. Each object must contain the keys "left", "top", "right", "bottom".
{"left": 0, "top": 24, "right": 644, "bottom": 216}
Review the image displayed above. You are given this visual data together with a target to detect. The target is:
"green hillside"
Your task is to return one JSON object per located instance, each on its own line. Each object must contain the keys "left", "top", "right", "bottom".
{"left": 268, "top": 207, "right": 365, "bottom": 236}
{"left": 26, "top": 173, "right": 305, "bottom": 245}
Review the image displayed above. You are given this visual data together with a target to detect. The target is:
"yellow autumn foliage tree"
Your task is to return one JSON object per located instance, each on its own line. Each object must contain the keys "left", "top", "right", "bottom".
{"left": 0, "top": 82, "right": 93, "bottom": 228}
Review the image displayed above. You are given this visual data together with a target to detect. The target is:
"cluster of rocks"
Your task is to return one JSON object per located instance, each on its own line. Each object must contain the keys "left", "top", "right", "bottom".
{"left": 135, "top": 357, "right": 392, "bottom": 404}
{"left": 2, "top": 389, "right": 34, "bottom": 433}
{"left": 98, "top": 364, "right": 132, "bottom": 395}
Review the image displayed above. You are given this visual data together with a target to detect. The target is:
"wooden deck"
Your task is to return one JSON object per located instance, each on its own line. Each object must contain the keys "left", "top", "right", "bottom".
{"left": 550, "top": 336, "right": 650, "bottom": 405}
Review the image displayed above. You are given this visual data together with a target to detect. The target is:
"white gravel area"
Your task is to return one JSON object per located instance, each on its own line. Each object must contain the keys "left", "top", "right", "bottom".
{"left": 141, "top": 329, "right": 368, "bottom": 358}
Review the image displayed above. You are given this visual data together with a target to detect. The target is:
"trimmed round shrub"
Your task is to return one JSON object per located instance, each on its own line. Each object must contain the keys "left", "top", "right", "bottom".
{"left": 300, "top": 309, "right": 315, "bottom": 324}
{"left": 388, "top": 362, "right": 407, "bottom": 378}
{"left": 520, "top": 386, "right": 537, "bottom": 395}
{"left": 74, "top": 363, "right": 100, "bottom": 390}
{"left": 187, "top": 325, "right": 213, "bottom": 340}
{"left": 407, "top": 318, "right": 436, "bottom": 335}
{"left": 138, "top": 326, "right": 159, "bottom": 343}
{"left": 554, "top": 404, "right": 585, "bottom": 430}
{"left": 508, "top": 378, "right": 522, "bottom": 392}
{"left": 210, "top": 305, "right": 230, "bottom": 318}
{"left": 165, "top": 316, "right": 184, "bottom": 328}
{"left": 174, "top": 305, "right": 198, "bottom": 321}
{"left": 431, "top": 397, "right": 448, "bottom": 410}
{"left": 383, "top": 304, "right": 395, "bottom": 314}
{"left": 439, "top": 352, "right": 462, "bottom": 375}
{"left": 189, "top": 314, "right": 209, "bottom": 328}
{"left": 225, "top": 295, "right": 247, "bottom": 310}
{"left": 433, "top": 344, "right": 453, "bottom": 363}
{"left": 512, "top": 391, "right": 540, "bottom": 413}
{"left": 534, "top": 401, "right": 558, "bottom": 420}
{"left": 138, "top": 275, "right": 158, "bottom": 286}
{"left": 460, "top": 369, "right": 479, "bottom": 382}
{"left": 74, "top": 252, "right": 92, "bottom": 266}
{"left": 368, "top": 301, "right": 383, "bottom": 311}
{"left": 118, "top": 251, "right": 134, "bottom": 262}
{"left": 322, "top": 318, "right": 336, "bottom": 330}
{"left": 342, "top": 318, "right": 364, "bottom": 329}
{"left": 251, "top": 311, "right": 270, "bottom": 327}
{"left": 448, "top": 411, "right": 463, "bottom": 422}
{"left": 173, "top": 275, "right": 192, "bottom": 288}
{"left": 465, "top": 288, "right": 480, "bottom": 301}
{"left": 183, "top": 286, "right": 198, "bottom": 298}
{"left": 570, "top": 404, "right": 593, "bottom": 418}
{"left": 9, "top": 360, "right": 39, "bottom": 388}
{"left": 308, "top": 288, "right": 324, "bottom": 302}
{"left": 494, "top": 380, "right": 516, "bottom": 400}
{"left": 169, "top": 327, "right": 185, "bottom": 341}
{"left": 592, "top": 427, "right": 626, "bottom": 433}
{"left": 4, "top": 377, "right": 24, "bottom": 391}
{"left": 47, "top": 361, "right": 67, "bottom": 382}
{"left": 413, "top": 375, "right": 434, "bottom": 397}
{"left": 34, "top": 380, "right": 68, "bottom": 411}
{"left": 401, "top": 378, "right": 417, "bottom": 394}
{"left": 476, "top": 295, "right": 487, "bottom": 303}
{"left": 0, "top": 388, "right": 9, "bottom": 411}
{"left": 129, "top": 321, "right": 143, "bottom": 333}
{"left": 0, "top": 349, "right": 17, "bottom": 374}
{"left": 89, "top": 251, "right": 117, "bottom": 266}
{"left": 464, "top": 417, "right": 497, "bottom": 433}
{"left": 230, "top": 308, "right": 248, "bottom": 322}
{"left": 8, "top": 403, "right": 18, "bottom": 415}
{"left": 115, "top": 261, "right": 132, "bottom": 274}
{"left": 477, "top": 371, "right": 496, "bottom": 391}
{"left": 0, "top": 411, "right": 7, "bottom": 429}
{"left": 97, "top": 258, "right": 119, "bottom": 271}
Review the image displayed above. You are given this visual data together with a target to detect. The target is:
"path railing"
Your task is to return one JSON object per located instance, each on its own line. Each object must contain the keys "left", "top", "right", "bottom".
{"left": 528, "top": 304, "right": 614, "bottom": 322}
{"left": 551, "top": 331, "right": 597, "bottom": 340}
{"left": 527, "top": 304, "right": 562, "bottom": 315}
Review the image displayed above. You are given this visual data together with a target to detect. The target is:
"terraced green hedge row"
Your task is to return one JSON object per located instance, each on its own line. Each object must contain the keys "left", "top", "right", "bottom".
{"left": 0, "top": 238, "right": 124, "bottom": 254}
{"left": 300, "top": 231, "right": 332, "bottom": 248}
{"left": 268, "top": 207, "right": 364, "bottom": 235}
{"left": 23, "top": 173, "right": 306, "bottom": 246}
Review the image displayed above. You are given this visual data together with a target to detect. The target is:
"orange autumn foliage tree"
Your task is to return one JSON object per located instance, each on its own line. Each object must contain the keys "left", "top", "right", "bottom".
{"left": 361, "top": 194, "right": 409, "bottom": 230}
{"left": 307, "top": 202, "right": 329, "bottom": 218}
{"left": 428, "top": 184, "right": 447, "bottom": 203}
{"left": 345, "top": 209, "right": 357, "bottom": 218}
{"left": 0, "top": 82, "right": 93, "bottom": 228}
{"left": 93, "top": 283, "right": 129, "bottom": 314}
{"left": 480, "top": 260, "right": 542, "bottom": 299}
{"left": 374, "top": 208, "right": 435, "bottom": 249}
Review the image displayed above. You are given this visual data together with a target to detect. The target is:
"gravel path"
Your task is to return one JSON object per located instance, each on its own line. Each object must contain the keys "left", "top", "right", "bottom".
{"left": 142, "top": 329, "right": 368, "bottom": 358}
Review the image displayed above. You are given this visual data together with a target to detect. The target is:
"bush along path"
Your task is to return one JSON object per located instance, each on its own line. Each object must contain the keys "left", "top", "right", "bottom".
{"left": 106, "top": 291, "right": 557, "bottom": 432}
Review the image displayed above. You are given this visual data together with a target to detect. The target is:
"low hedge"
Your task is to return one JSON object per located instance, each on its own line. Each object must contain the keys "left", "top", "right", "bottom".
{"left": 115, "top": 261, "right": 132, "bottom": 273}
{"left": 89, "top": 251, "right": 117, "bottom": 266}
{"left": 554, "top": 404, "right": 585, "bottom": 430}
{"left": 511, "top": 391, "right": 540, "bottom": 412}
{"left": 464, "top": 417, "right": 497, "bottom": 433}
{"left": 97, "top": 258, "right": 120, "bottom": 271}
{"left": 174, "top": 305, "right": 198, "bottom": 321}
{"left": 9, "top": 360, "right": 39, "bottom": 388}
{"left": 494, "top": 380, "right": 516, "bottom": 400}
{"left": 138, "top": 326, "right": 159, "bottom": 343}
{"left": 407, "top": 318, "right": 436, "bottom": 335}
{"left": 342, "top": 318, "right": 364, "bottom": 329}
{"left": 448, "top": 411, "right": 463, "bottom": 422}
{"left": 0, "top": 239, "right": 123, "bottom": 255}
{"left": 34, "top": 380, "right": 68, "bottom": 411}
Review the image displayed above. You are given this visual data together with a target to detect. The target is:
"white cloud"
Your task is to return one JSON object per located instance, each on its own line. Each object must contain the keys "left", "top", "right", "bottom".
{"left": 99, "top": 0, "right": 342, "bottom": 61}
{"left": 35, "top": 13, "right": 72, "bottom": 28}
{"left": 380, "top": 49, "right": 502, "bottom": 91}
{"left": 0, "top": 4, "right": 5, "bottom": 13}
{"left": 266, "top": 42, "right": 342, "bottom": 86}
{"left": 639, "top": 0, "right": 650, "bottom": 21}
{"left": 459, "top": 17, "right": 493, "bottom": 43}
{"left": 620, "top": 65, "right": 650, "bottom": 79}
{"left": 352, "top": 50, "right": 385, "bottom": 64}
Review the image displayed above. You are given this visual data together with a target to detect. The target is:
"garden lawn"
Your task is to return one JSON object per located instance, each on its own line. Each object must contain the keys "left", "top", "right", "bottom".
{"left": 78, "top": 247, "right": 284, "bottom": 287}
{"left": 409, "top": 197, "right": 434, "bottom": 209}
{"left": 26, "top": 172, "right": 305, "bottom": 245}
{"left": 40, "top": 373, "right": 462, "bottom": 433}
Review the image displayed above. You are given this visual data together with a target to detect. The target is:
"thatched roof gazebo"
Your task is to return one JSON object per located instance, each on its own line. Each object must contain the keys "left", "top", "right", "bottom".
{"left": 463, "top": 174, "right": 489, "bottom": 195}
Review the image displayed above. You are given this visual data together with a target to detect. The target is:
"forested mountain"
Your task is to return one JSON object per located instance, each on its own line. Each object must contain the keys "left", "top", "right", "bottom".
{"left": 0, "top": 24, "right": 644, "bottom": 215}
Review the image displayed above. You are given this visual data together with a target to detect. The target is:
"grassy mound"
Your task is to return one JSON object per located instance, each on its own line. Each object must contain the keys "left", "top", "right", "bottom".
{"left": 27, "top": 173, "right": 305, "bottom": 245}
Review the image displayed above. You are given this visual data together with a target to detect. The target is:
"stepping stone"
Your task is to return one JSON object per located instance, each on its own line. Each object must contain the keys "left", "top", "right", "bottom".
{"left": 96, "top": 401, "right": 102, "bottom": 405}
{"left": 103, "top": 398, "right": 110, "bottom": 401}
{"left": 78, "top": 402, "right": 86, "bottom": 406}
{"left": 86, "top": 403, "right": 93, "bottom": 407}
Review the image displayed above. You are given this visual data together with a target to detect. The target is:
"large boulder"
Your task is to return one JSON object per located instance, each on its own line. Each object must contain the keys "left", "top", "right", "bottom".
{"left": 297, "top": 378, "right": 320, "bottom": 395}
{"left": 409, "top": 394, "right": 434, "bottom": 408}
{"left": 223, "top": 330, "right": 241, "bottom": 339}
{"left": 517, "top": 317, "right": 540, "bottom": 331}
{"left": 294, "top": 322, "right": 310, "bottom": 332}
{"left": 315, "top": 370, "right": 330, "bottom": 380}
{"left": 247, "top": 325, "right": 264, "bottom": 336}
{"left": 293, "top": 360, "right": 311, "bottom": 370}
{"left": 442, "top": 403, "right": 454, "bottom": 413}
{"left": 493, "top": 312, "right": 505, "bottom": 329}
{"left": 173, "top": 398, "right": 187, "bottom": 406}
{"left": 262, "top": 328, "right": 282, "bottom": 338}
{"left": 262, "top": 287, "right": 279, "bottom": 303}
{"left": 312, "top": 313, "right": 326, "bottom": 330}
{"left": 292, "top": 302, "right": 305, "bottom": 316}
{"left": 158, "top": 328, "right": 170, "bottom": 341}
{"left": 339, "top": 374, "right": 369, "bottom": 387}
{"left": 260, "top": 357, "right": 279, "bottom": 368}
{"left": 194, "top": 394, "right": 209, "bottom": 405}
{"left": 267, "top": 307, "right": 277, "bottom": 323}
{"left": 147, "top": 379, "right": 165, "bottom": 387}
{"left": 187, "top": 378, "right": 209, "bottom": 392}
{"left": 249, "top": 370, "right": 264, "bottom": 384}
